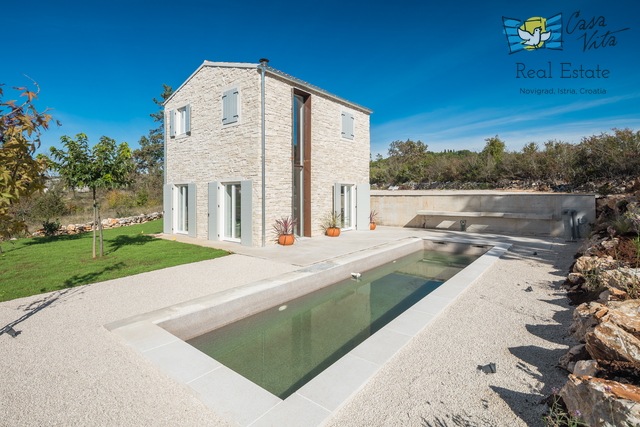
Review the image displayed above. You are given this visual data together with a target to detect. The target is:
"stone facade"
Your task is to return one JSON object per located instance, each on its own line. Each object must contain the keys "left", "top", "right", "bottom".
{"left": 164, "top": 61, "right": 371, "bottom": 246}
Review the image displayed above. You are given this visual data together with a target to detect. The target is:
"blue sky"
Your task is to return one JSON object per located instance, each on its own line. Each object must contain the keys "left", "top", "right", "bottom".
{"left": 3, "top": 0, "right": 638, "bottom": 158}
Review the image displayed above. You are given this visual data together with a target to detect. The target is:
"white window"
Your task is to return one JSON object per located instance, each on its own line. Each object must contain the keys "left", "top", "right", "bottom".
{"left": 340, "top": 184, "right": 355, "bottom": 230}
{"left": 175, "top": 184, "right": 189, "bottom": 234}
{"left": 222, "top": 182, "right": 241, "bottom": 241}
{"left": 169, "top": 104, "right": 191, "bottom": 138}
{"left": 341, "top": 111, "right": 354, "bottom": 140}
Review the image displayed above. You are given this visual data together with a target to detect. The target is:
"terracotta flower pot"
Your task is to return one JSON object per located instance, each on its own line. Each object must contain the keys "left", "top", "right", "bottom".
{"left": 278, "top": 234, "right": 295, "bottom": 246}
{"left": 326, "top": 227, "right": 340, "bottom": 237}
{"left": 370, "top": 222, "right": 377, "bottom": 230}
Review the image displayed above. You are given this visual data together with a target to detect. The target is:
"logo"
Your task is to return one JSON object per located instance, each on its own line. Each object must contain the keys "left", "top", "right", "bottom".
{"left": 503, "top": 14, "right": 564, "bottom": 54}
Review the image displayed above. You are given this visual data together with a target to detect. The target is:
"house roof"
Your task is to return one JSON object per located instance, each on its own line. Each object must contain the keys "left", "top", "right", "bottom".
{"left": 164, "top": 61, "right": 373, "bottom": 114}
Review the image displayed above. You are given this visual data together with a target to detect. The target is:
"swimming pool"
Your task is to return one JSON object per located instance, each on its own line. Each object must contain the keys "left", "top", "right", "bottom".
{"left": 106, "top": 236, "right": 510, "bottom": 427}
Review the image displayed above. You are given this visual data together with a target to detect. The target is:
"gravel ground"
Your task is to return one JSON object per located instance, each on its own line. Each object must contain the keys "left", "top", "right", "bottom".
{"left": 0, "top": 238, "right": 577, "bottom": 427}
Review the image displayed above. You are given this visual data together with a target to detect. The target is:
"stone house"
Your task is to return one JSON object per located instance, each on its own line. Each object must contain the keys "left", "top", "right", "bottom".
{"left": 163, "top": 60, "right": 372, "bottom": 246}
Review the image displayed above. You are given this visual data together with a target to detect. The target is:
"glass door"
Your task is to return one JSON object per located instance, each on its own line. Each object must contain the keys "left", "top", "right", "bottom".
{"left": 176, "top": 184, "right": 189, "bottom": 234}
{"left": 223, "top": 183, "right": 241, "bottom": 241}
{"left": 340, "top": 185, "right": 354, "bottom": 230}
{"left": 292, "top": 95, "right": 304, "bottom": 236}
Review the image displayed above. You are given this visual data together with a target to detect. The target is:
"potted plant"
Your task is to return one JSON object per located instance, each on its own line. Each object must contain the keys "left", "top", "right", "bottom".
{"left": 369, "top": 210, "right": 379, "bottom": 230}
{"left": 322, "top": 211, "right": 342, "bottom": 237}
{"left": 273, "top": 216, "right": 297, "bottom": 246}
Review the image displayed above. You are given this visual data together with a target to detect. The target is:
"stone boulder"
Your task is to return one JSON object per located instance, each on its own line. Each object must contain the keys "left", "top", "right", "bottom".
{"left": 585, "top": 321, "right": 640, "bottom": 365}
{"left": 561, "top": 375, "right": 640, "bottom": 427}
{"left": 573, "top": 256, "right": 619, "bottom": 274}
{"left": 573, "top": 360, "right": 599, "bottom": 377}
{"left": 559, "top": 344, "right": 590, "bottom": 373}
{"left": 569, "top": 302, "right": 609, "bottom": 343}
{"left": 599, "top": 269, "right": 640, "bottom": 293}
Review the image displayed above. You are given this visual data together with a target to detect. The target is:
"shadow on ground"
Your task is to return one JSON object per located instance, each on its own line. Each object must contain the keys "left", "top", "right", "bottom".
{"left": 0, "top": 287, "right": 83, "bottom": 337}
{"left": 106, "top": 234, "right": 156, "bottom": 254}
{"left": 62, "top": 262, "right": 126, "bottom": 288}
{"left": 421, "top": 414, "right": 499, "bottom": 427}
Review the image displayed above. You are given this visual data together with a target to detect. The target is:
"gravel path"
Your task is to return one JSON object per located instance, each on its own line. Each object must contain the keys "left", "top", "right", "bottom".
{"left": 1, "top": 238, "right": 577, "bottom": 427}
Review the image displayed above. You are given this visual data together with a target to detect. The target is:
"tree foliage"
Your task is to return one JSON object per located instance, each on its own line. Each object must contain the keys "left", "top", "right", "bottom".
{"left": 371, "top": 128, "right": 640, "bottom": 187}
{"left": 132, "top": 84, "right": 173, "bottom": 175}
{"left": 47, "top": 133, "right": 134, "bottom": 257}
{"left": 0, "top": 81, "right": 59, "bottom": 246}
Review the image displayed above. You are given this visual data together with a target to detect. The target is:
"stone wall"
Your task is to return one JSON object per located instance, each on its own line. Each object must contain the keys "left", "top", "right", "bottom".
{"left": 165, "top": 65, "right": 262, "bottom": 245}
{"left": 32, "top": 212, "right": 163, "bottom": 237}
{"left": 165, "top": 62, "right": 370, "bottom": 246}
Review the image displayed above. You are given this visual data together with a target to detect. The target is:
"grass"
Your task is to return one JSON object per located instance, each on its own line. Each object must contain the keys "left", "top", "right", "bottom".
{"left": 0, "top": 219, "right": 229, "bottom": 302}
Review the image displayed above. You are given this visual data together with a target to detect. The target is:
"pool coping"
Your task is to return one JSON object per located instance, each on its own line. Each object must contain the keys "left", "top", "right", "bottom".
{"left": 105, "top": 236, "right": 510, "bottom": 427}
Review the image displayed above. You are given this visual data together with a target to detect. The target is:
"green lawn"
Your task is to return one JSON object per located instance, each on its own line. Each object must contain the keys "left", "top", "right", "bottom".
{"left": 0, "top": 219, "right": 228, "bottom": 302}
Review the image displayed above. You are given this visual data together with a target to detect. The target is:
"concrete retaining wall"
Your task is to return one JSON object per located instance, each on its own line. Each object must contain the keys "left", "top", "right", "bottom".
{"left": 371, "top": 190, "right": 596, "bottom": 238}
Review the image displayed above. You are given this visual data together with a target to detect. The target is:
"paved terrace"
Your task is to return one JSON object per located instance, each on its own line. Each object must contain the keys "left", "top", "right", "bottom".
{"left": 1, "top": 226, "right": 578, "bottom": 426}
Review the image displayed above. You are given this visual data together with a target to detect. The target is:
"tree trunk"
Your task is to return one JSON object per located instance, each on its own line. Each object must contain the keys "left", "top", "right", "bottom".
{"left": 92, "top": 188, "right": 97, "bottom": 259}
{"left": 98, "top": 206, "right": 104, "bottom": 257}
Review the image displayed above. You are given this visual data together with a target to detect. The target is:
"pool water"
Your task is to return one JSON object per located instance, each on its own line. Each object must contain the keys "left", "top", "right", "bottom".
{"left": 186, "top": 249, "right": 479, "bottom": 399}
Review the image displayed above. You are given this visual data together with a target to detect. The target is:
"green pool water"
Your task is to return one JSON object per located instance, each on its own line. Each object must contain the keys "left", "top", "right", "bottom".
{"left": 186, "top": 249, "right": 480, "bottom": 399}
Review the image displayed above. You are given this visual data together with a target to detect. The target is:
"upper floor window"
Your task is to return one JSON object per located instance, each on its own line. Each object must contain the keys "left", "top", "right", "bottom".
{"left": 169, "top": 104, "right": 191, "bottom": 138}
{"left": 341, "top": 111, "right": 354, "bottom": 140}
{"left": 222, "top": 88, "right": 239, "bottom": 125}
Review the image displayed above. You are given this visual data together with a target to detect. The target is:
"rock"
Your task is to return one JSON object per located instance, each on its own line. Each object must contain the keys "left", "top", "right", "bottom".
{"left": 569, "top": 302, "right": 608, "bottom": 343}
{"left": 585, "top": 321, "right": 640, "bottom": 364}
{"left": 600, "top": 237, "right": 619, "bottom": 250}
{"left": 599, "top": 269, "right": 640, "bottom": 293}
{"left": 577, "top": 235, "right": 603, "bottom": 254}
{"left": 598, "top": 287, "right": 629, "bottom": 303}
{"left": 559, "top": 344, "right": 590, "bottom": 372}
{"left": 573, "top": 256, "right": 618, "bottom": 274}
{"left": 561, "top": 375, "right": 640, "bottom": 427}
{"left": 573, "top": 360, "right": 599, "bottom": 377}
{"left": 568, "top": 273, "right": 584, "bottom": 284}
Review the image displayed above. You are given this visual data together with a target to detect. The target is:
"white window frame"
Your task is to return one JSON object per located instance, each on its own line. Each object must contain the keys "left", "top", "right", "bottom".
{"left": 220, "top": 181, "right": 242, "bottom": 242}
{"left": 177, "top": 106, "right": 187, "bottom": 135}
{"left": 340, "top": 184, "right": 355, "bottom": 231}
{"left": 174, "top": 184, "right": 189, "bottom": 234}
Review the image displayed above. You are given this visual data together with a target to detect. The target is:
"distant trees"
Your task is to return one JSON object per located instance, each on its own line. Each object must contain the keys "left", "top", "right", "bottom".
{"left": 47, "top": 134, "right": 134, "bottom": 258}
{"left": 0, "top": 81, "right": 59, "bottom": 250}
{"left": 370, "top": 128, "right": 640, "bottom": 187}
{"left": 131, "top": 84, "right": 173, "bottom": 207}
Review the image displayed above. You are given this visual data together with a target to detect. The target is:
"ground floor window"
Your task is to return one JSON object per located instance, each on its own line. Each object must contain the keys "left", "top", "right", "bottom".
{"left": 175, "top": 184, "right": 189, "bottom": 234}
{"left": 340, "top": 184, "right": 355, "bottom": 230}
{"left": 223, "top": 182, "right": 241, "bottom": 241}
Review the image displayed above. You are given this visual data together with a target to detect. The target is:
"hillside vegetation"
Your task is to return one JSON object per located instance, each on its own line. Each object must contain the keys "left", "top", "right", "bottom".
{"left": 371, "top": 128, "right": 640, "bottom": 191}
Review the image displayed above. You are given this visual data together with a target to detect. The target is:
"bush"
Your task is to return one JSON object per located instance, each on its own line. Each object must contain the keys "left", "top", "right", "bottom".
{"left": 106, "top": 190, "right": 136, "bottom": 210}
{"left": 31, "top": 190, "right": 68, "bottom": 221}
{"left": 41, "top": 219, "right": 60, "bottom": 236}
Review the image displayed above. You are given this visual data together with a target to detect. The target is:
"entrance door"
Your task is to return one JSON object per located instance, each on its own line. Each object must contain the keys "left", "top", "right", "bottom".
{"left": 223, "top": 183, "right": 241, "bottom": 241}
{"left": 340, "top": 184, "right": 354, "bottom": 230}
{"left": 175, "top": 184, "right": 189, "bottom": 234}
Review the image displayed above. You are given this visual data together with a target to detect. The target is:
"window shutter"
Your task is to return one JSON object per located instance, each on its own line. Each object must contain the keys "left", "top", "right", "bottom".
{"left": 342, "top": 112, "right": 354, "bottom": 140}
{"left": 163, "top": 184, "right": 173, "bottom": 234}
{"left": 356, "top": 184, "right": 370, "bottom": 231}
{"left": 222, "top": 88, "right": 239, "bottom": 124}
{"left": 169, "top": 110, "right": 175, "bottom": 138}
{"left": 222, "top": 91, "right": 229, "bottom": 124}
{"left": 349, "top": 113, "right": 355, "bottom": 139}
{"left": 185, "top": 104, "right": 191, "bottom": 134}
{"left": 208, "top": 182, "right": 219, "bottom": 241}
{"left": 240, "top": 180, "right": 252, "bottom": 246}
{"left": 187, "top": 183, "right": 196, "bottom": 238}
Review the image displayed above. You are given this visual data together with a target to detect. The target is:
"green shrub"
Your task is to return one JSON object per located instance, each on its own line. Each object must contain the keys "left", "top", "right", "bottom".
{"left": 31, "top": 191, "right": 68, "bottom": 221}
{"left": 42, "top": 219, "right": 61, "bottom": 236}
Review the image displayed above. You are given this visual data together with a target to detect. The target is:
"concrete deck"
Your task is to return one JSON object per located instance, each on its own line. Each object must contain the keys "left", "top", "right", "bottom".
{"left": 0, "top": 226, "right": 578, "bottom": 426}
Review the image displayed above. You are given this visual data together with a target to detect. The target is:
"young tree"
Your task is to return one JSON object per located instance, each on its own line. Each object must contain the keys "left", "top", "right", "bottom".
{"left": 0, "top": 81, "right": 59, "bottom": 252}
{"left": 47, "top": 134, "right": 134, "bottom": 258}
